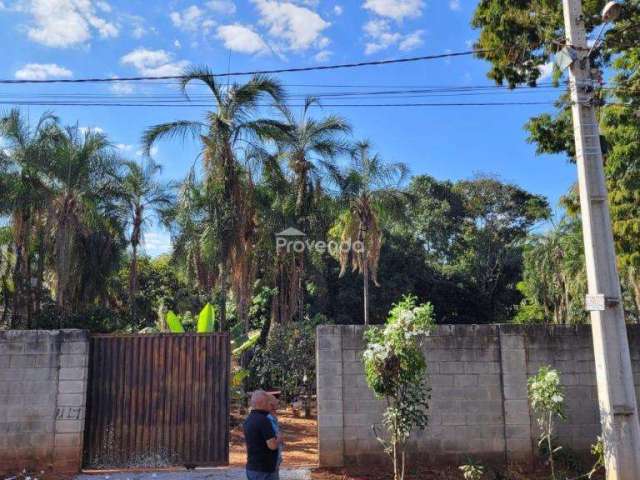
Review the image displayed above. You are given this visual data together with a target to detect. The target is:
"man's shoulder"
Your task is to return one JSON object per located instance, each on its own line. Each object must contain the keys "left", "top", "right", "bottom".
{"left": 245, "top": 410, "right": 269, "bottom": 426}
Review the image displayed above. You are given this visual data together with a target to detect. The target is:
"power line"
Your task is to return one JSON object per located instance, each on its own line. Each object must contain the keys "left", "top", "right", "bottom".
{"left": 0, "top": 50, "right": 486, "bottom": 84}
{"left": 0, "top": 100, "right": 558, "bottom": 108}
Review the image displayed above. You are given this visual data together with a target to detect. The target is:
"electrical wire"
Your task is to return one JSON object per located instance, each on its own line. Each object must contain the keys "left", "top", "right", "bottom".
{"left": 0, "top": 100, "right": 560, "bottom": 108}
{"left": 0, "top": 50, "right": 487, "bottom": 84}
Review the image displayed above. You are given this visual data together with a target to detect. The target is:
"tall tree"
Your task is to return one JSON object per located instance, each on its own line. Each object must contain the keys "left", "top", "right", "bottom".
{"left": 332, "top": 141, "right": 408, "bottom": 325}
{"left": 406, "top": 174, "right": 550, "bottom": 322}
{"left": 515, "top": 219, "right": 588, "bottom": 325}
{"left": 142, "top": 67, "right": 284, "bottom": 331}
{"left": 46, "top": 126, "right": 125, "bottom": 313}
{"left": 0, "top": 109, "right": 59, "bottom": 326}
{"left": 271, "top": 97, "right": 351, "bottom": 322}
{"left": 164, "top": 168, "right": 215, "bottom": 294}
{"left": 120, "top": 159, "right": 174, "bottom": 304}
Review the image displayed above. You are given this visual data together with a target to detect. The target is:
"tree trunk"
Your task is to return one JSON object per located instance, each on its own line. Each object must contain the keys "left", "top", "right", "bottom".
{"left": 25, "top": 244, "right": 32, "bottom": 329}
{"left": 34, "top": 231, "right": 46, "bottom": 318}
{"left": 218, "top": 261, "right": 228, "bottom": 332}
{"left": 297, "top": 253, "right": 304, "bottom": 322}
{"left": 128, "top": 242, "right": 138, "bottom": 320}
{"left": 363, "top": 257, "right": 370, "bottom": 326}
{"left": 12, "top": 244, "right": 23, "bottom": 329}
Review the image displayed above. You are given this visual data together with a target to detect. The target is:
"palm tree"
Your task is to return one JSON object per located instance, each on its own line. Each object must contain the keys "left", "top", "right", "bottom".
{"left": 271, "top": 97, "right": 351, "bottom": 322}
{"left": 0, "top": 109, "right": 59, "bottom": 327}
{"left": 120, "top": 159, "right": 174, "bottom": 304}
{"left": 46, "top": 126, "right": 125, "bottom": 313}
{"left": 142, "top": 66, "right": 284, "bottom": 331}
{"left": 333, "top": 141, "right": 408, "bottom": 325}
{"left": 163, "top": 168, "right": 214, "bottom": 293}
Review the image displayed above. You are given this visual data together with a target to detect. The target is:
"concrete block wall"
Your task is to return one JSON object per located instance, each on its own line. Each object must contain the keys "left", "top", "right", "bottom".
{"left": 316, "top": 324, "right": 640, "bottom": 467}
{"left": 0, "top": 330, "right": 89, "bottom": 477}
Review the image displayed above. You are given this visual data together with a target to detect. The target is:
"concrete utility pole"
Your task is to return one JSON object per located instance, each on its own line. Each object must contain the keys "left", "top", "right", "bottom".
{"left": 561, "top": 0, "right": 640, "bottom": 478}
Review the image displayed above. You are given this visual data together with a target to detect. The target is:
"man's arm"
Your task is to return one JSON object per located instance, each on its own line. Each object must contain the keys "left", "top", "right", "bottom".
{"left": 261, "top": 418, "right": 281, "bottom": 450}
{"left": 266, "top": 436, "right": 279, "bottom": 451}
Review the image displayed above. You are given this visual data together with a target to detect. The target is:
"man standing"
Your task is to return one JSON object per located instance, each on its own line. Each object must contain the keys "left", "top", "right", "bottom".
{"left": 244, "top": 390, "right": 283, "bottom": 480}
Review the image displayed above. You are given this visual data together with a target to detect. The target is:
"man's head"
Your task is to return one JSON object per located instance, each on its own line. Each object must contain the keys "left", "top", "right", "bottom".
{"left": 250, "top": 390, "right": 271, "bottom": 411}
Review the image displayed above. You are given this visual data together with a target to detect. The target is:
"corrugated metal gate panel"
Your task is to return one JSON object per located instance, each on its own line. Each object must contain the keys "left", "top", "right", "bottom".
{"left": 83, "top": 334, "right": 229, "bottom": 468}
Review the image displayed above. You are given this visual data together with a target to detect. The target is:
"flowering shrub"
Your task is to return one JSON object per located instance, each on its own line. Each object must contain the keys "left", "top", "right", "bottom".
{"left": 528, "top": 366, "right": 566, "bottom": 479}
{"left": 459, "top": 460, "right": 485, "bottom": 480}
{"left": 362, "top": 295, "right": 434, "bottom": 480}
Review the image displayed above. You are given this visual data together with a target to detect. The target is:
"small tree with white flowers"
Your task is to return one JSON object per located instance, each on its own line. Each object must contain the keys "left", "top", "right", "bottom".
{"left": 528, "top": 366, "right": 566, "bottom": 480}
{"left": 362, "top": 295, "right": 434, "bottom": 480}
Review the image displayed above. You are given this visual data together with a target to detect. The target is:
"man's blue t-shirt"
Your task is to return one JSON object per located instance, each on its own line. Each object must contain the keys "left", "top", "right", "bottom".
{"left": 267, "top": 413, "right": 283, "bottom": 465}
{"left": 243, "top": 410, "right": 278, "bottom": 473}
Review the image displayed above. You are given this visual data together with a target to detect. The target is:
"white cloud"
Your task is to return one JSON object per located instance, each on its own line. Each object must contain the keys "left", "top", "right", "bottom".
{"left": 170, "top": 5, "right": 204, "bottom": 31}
{"left": 207, "top": 0, "right": 236, "bottom": 15}
{"left": 449, "top": 0, "right": 460, "bottom": 11}
{"left": 79, "top": 126, "right": 104, "bottom": 135}
{"left": 216, "top": 24, "right": 268, "bottom": 54}
{"left": 115, "top": 143, "right": 133, "bottom": 151}
{"left": 333, "top": 5, "right": 343, "bottom": 15}
{"left": 96, "top": 0, "right": 111, "bottom": 12}
{"left": 14, "top": 63, "right": 72, "bottom": 80}
{"left": 125, "top": 15, "right": 150, "bottom": 38}
{"left": 251, "top": 0, "right": 330, "bottom": 52}
{"left": 314, "top": 50, "right": 332, "bottom": 62}
{"left": 121, "top": 48, "right": 189, "bottom": 76}
{"left": 363, "top": 19, "right": 422, "bottom": 55}
{"left": 170, "top": 4, "right": 220, "bottom": 33}
{"left": 24, "top": 0, "right": 119, "bottom": 48}
{"left": 363, "top": 0, "right": 424, "bottom": 21}
{"left": 174, "top": 39, "right": 182, "bottom": 49}
{"left": 142, "top": 230, "right": 172, "bottom": 256}
{"left": 538, "top": 62, "right": 554, "bottom": 80}
{"left": 0, "top": 1, "right": 6, "bottom": 9}
{"left": 398, "top": 29, "right": 423, "bottom": 51}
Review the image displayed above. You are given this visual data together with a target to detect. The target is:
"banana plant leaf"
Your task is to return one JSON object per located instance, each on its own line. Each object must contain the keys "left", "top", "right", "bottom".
{"left": 166, "top": 310, "right": 185, "bottom": 333}
{"left": 197, "top": 303, "right": 217, "bottom": 333}
{"left": 232, "top": 330, "right": 260, "bottom": 357}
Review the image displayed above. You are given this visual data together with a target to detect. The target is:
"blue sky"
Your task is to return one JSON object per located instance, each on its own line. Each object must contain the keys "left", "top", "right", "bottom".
{"left": 0, "top": 0, "right": 577, "bottom": 255}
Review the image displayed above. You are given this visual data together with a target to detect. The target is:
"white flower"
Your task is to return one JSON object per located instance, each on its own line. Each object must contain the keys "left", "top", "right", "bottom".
{"left": 552, "top": 394, "right": 564, "bottom": 404}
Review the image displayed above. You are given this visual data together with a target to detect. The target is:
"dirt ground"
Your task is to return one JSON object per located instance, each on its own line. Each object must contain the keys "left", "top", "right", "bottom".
{"left": 230, "top": 408, "right": 319, "bottom": 467}
{"left": 229, "top": 409, "right": 603, "bottom": 479}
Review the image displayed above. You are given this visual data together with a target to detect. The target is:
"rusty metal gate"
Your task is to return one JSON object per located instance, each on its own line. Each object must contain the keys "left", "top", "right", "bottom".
{"left": 83, "top": 333, "right": 230, "bottom": 468}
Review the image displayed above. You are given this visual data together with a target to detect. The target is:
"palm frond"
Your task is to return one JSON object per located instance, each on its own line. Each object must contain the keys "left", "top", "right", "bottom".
{"left": 179, "top": 65, "right": 223, "bottom": 104}
{"left": 141, "top": 121, "right": 204, "bottom": 156}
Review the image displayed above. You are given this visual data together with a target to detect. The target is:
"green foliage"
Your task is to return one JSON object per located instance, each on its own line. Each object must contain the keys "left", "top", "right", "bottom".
{"left": 587, "top": 436, "right": 605, "bottom": 478}
{"left": 515, "top": 219, "right": 588, "bottom": 325}
{"left": 197, "top": 303, "right": 217, "bottom": 333}
{"left": 232, "top": 330, "right": 260, "bottom": 356}
{"left": 529, "top": 366, "right": 566, "bottom": 480}
{"left": 248, "top": 315, "right": 323, "bottom": 401}
{"left": 472, "top": 0, "right": 605, "bottom": 87}
{"left": 401, "top": 174, "right": 550, "bottom": 323}
{"left": 165, "top": 311, "right": 185, "bottom": 333}
{"left": 362, "top": 295, "right": 434, "bottom": 480}
{"left": 33, "top": 305, "right": 131, "bottom": 333}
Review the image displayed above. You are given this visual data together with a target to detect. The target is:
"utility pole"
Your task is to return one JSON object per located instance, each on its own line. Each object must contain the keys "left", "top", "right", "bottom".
{"left": 561, "top": 1, "right": 640, "bottom": 478}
